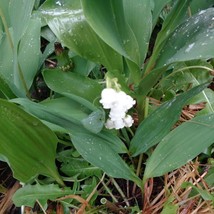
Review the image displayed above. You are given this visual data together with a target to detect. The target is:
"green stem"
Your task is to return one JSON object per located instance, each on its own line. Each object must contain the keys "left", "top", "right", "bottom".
{"left": 137, "top": 95, "right": 146, "bottom": 123}
{"left": 132, "top": 98, "right": 149, "bottom": 195}
{"left": 121, "top": 128, "right": 130, "bottom": 145}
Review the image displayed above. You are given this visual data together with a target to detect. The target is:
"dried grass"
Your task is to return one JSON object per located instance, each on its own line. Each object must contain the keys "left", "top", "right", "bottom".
{"left": 142, "top": 161, "right": 214, "bottom": 214}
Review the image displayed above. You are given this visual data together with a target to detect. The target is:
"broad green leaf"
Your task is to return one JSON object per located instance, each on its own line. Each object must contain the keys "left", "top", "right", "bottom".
{"left": 81, "top": 109, "right": 105, "bottom": 134}
{"left": 158, "top": 0, "right": 192, "bottom": 39}
{"left": 18, "top": 18, "right": 41, "bottom": 90}
{"left": 0, "top": 1, "right": 41, "bottom": 96}
{"left": 40, "top": 0, "right": 123, "bottom": 72}
{"left": 0, "top": 32, "right": 16, "bottom": 94}
{"left": 130, "top": 83, "right": 208, "bottom": 156}
{"left": 71, "top": 131, "right": 141, "bottom": 186}
{"left": 81, "top": 0, "right": 149, "bottom": 83}
{"left": 71, "top": 55, "right": 97, "bottom": 76}
{"left": 81, "top": 0, "right": 140, "bottom": 65}
{"left": 13, "top": 183, "right": 73, "bottom": 207}
{"left": 0, "top": 1, "right": 10, "bottom": 27}
{"left": 9, "top": 0, "right": 35, "bottom": 46}
{"left": 42, "top": 68, "right": 102, "bottom": 103}
{"left": 14, "top": 97, "right": 91, "bottom": 130}
{"left": 13, "top": 98, "right": 133, "bottom": 182}
{"left": 57, "top": 150, "right": 102, "bottom": 179}
{"left": 144, "top": 113, "right": 214, "bottom": 180}
{"left": 123, "top": 0, "right": 152, "bottom": 64}
{"left": 0, "top": 99, "right": 63, "bottom": 184}
{"left": 190, "top": 0, "right": 214, "bottom": 15}
{"left": 13, "top": 98, "right": 126, "bottom": 154}
{"left": 156, "top": 8, "right": 214, "bottom": 68}
{"left": 144, "top": 1, "right": 192, "bottom": 76}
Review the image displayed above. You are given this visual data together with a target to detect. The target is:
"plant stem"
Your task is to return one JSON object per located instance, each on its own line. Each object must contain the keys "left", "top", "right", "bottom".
{"left": 132, "top": 97, "right": 149, "bottom": 195}
{"left": 187, "top": 6, "right": 192, "bottom": 17}
{"left": 121, "top": 128, "right": 130, "bottom": 145}
{"left": 111, "top": 178, "right": 130, "bottom": 207}
{"left": 36, "top": 200, "right": 47, "bottom": 214}
{"left": 101, "top": 180, "right": 118, "bottom": 203}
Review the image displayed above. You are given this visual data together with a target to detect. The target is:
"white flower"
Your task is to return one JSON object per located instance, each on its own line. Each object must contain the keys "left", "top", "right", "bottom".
{"left": 109, "top": 106, "right": 126, "bottom": 120}
{"left": 99, "top": 88, "right": 117, "bottom": 109}
{"left": 123, "top": 114, "right": 134, "bottom": 127}
{"left": 105, "top": 119, "right": 115, "bottom": 129}
{"left": 113, "top": 119, "right": 125, "bottom": 129}
{"left": 116, "top": 91, "right": 136, "bottom": 110}
{"left": 100, "top": 87, "right": 135, "bottom": 130}
{"left": 105, "top": 118, "right": 126, "bottom": 130}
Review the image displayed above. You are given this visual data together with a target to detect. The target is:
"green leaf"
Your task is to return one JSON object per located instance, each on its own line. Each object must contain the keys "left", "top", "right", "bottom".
{"left": 9, "top": 0, "right": 35, "bottom": 46}
{"left": 0, "top": 75, "right": 16, "bottom": 99}
{"left": 0, "top": 1, "right": 41, "bottom": 96}
{"left": 81, "top": 177, "right": 98, "bottom": 205}
{"left": 58, "top": 150, "right": 102, "bottom": 179}
{"left": 13, "top": 97, "right": 90, "bottom": 131}
{"left": 130, "top": 83, "right": 208, "bottom": 156}
{"left": 0, "top": 99, "right": 62, "bottom": 184}
{"left": 13, "top": 183, "right": 73, "bottom": 207}
{"left": 40, "top": 0, "right": 123, "bottom": 71}
{"left": 13, "top": 98, "right": 126, "bottom": 154}
{"left": 158, "top": 0, "right": 192, "bottom": 39}
{"left": 81, "top": 0, "right": 140, "bottom": 65}
{"left": 81, "top": 0, "right": 152, "bottom": 82}
{"left": 123, "top": 0, "right": 152, "bottom": 64}
{"left": 12, "top": 98, "right": 135, "bottom": 183}
{"left": 71, "top": 131, "right": 141, "bottom": 186}
{"left": 0, "top": 32, "right": 18, "bottom": 95}
{"left": 18, "top": 18, "right": 41, "bottom": 90}
{"left": 181, "top": 182, "right": 214, "bottom": 201}
{"left": 144, "top": 113, "right": 214, "bottom": 180}
{"left": 152, "top": 0, "right": 170, "bottom": 26}
{"left": 42, "top": 68, "right": 102, "bottom": 103}
{"left": 161, "top": 201, "right": 178, "bottom": 214}
{"left": 0, "top": 1, "right": 10, "bottom": 28}
{"left": 81, "top": 109, "right": 105, "bottom": 134}
{"left": 137, "top": 66, "right": 167, "bottom": 96}
{"left": 156, "top": 8, "right": 214, "bottom": 68}
{"left": 71, "top": 55, "right": 97, "bottom": 76}
{"left": 205, "top": 167, "right": 214, "bottom": 187}
{"left": 190, "top": 0, "right": 214, "bottom": 15}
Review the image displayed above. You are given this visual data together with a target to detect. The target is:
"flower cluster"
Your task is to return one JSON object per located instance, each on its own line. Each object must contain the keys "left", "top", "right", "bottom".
{"left": 100, "top": 88, "right": 136, "bottom": 129}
